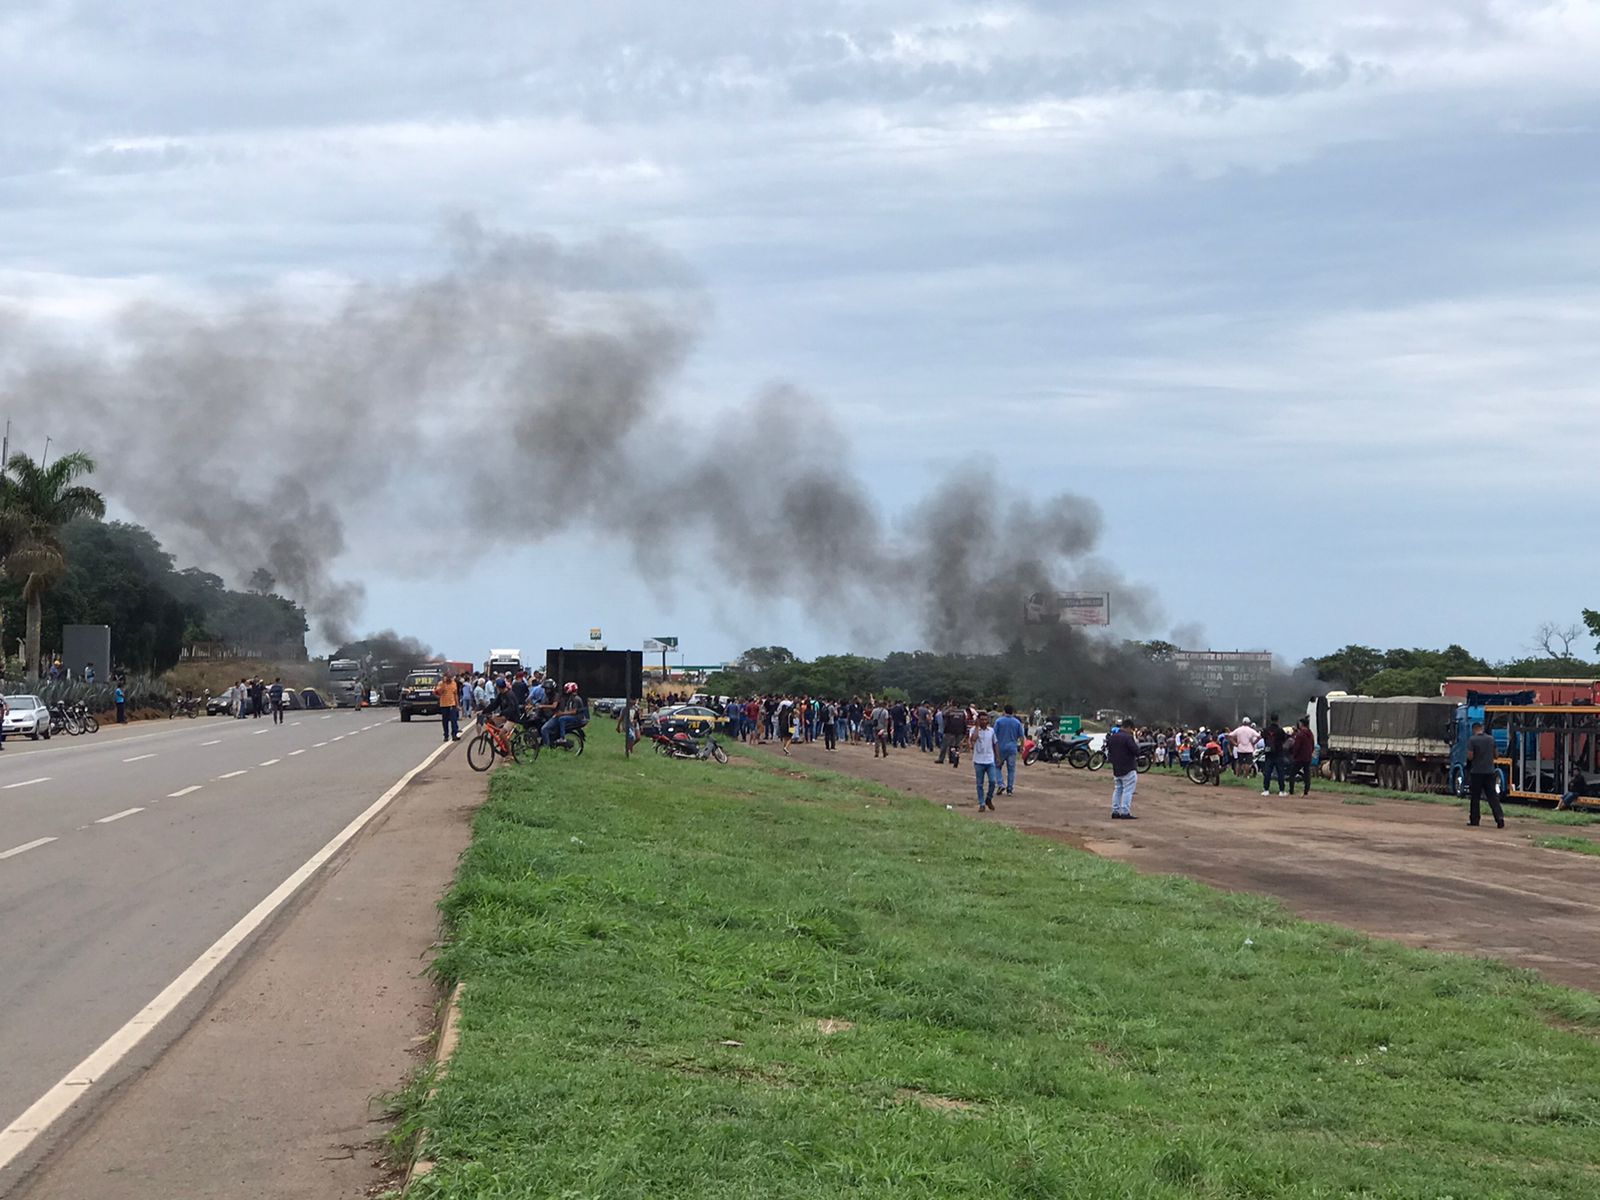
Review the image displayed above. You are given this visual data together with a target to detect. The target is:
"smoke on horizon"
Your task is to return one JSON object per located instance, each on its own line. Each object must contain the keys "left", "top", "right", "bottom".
{"left": 0, "top": 219, "right": 1161, "bottom": 654}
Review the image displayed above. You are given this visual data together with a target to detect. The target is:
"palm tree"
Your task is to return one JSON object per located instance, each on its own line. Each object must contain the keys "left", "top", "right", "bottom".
{"left": 0, "top": 451, "right": 106, "bottom": 679}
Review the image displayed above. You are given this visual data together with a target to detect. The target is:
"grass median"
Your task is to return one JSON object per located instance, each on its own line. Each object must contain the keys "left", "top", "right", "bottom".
{"left": 402, "top": 730, "right": 1600, "bottom": 1198}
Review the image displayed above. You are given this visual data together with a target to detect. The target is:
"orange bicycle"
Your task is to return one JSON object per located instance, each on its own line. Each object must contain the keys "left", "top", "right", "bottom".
{"left": 467, "top": 715, "right": 519, "bottom": 771}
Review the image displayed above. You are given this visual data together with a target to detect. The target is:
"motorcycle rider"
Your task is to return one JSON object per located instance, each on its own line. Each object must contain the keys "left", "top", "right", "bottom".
{"left": 543, "top": 682, "right": 589, "bottom": 748}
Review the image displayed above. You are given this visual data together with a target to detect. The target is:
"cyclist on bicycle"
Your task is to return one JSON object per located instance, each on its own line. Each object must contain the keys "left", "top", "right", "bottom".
{"left": 542, "top": 682, "right": 590, "bottom": 748}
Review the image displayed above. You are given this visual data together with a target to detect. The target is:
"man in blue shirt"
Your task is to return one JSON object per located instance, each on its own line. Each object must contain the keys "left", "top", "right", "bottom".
{"left": 993, "top": 705, "right": 1026, "bottom": 796}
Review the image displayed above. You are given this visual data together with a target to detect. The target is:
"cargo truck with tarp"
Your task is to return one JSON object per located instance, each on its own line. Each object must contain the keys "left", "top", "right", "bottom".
{"left": 1309, "top": 693, "right": 1458, "bottom": 793}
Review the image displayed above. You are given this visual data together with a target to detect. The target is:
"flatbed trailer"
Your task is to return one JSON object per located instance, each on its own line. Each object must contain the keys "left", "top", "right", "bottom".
{"left": 1482, "top": 704, "right": 1600, "bottom": 807}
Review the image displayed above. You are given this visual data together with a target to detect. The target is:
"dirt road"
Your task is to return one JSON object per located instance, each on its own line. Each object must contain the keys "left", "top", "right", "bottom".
{"left": 770, "top": 737, "right": 1600, "bottom": 994}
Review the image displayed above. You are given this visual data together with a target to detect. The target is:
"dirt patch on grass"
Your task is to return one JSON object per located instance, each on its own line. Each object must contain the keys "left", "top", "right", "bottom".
{"left": 896, "top": 1088, "right": 979, "bottom": 1115}
{"left": 815, "top": 1018, "right": 854, "bottom": 1035}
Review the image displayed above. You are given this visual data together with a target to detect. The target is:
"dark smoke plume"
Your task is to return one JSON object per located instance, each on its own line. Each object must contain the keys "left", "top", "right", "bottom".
{"left": 0, "top": 220, "right": 1153, "bottom": 652}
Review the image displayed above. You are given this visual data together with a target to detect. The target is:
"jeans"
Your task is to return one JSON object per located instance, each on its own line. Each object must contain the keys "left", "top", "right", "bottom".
{"left": 999, "top": 748, "right": 1018, "bottom": 793}
{"left": 835, "top": 718, "right": 848, "bottom": 745}
{"left": 823, "top": 722, "right": 836, "bottom": 749}
{"left": 920, "top": 725, "right": 934, "bottom": 752}
{"left": 543, "top": 714, "right": 581, "bottom": 746}
{"left": 1260, "top": 754, "right": 1286, "bottom": 793}
{"left": 975, "top": 760, "right": 1000, "bottom": 805}
{"left": 1469, "top": 773, "right": 1504, "bottom": 825}
{"left": 1112, "top": 770, "right": 1137, "bottom": 815}
{"left": 440, "top": 705, "right": 459, "bottom": 741}
{"left": 1289, "top": 762, "right": 1313, "bottom": 794}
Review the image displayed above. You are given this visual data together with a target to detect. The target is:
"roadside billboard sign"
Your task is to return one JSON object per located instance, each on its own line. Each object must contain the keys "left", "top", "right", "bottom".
{"left": 1172, "top": 650, "right": 1273, "bottom": 698}
{"left": 1023, "top": 591, "right": 1111, "bottom": 626}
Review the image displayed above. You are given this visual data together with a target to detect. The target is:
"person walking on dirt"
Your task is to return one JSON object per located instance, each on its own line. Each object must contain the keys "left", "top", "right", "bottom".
{"left": 435, "top": 673, "right": 461, "bottom": 743}
{"left": 1106, "top": 723, "right": 1140, "bottom": 818}
{"left": 1260, "top": 714, "right": 1288, "bottom": 796}
{"left": 941, "top": 702, "right": 967, "bottom": 768}
{"left": 269, "top": 678, "right": 285, "bottom": 724}
{"left": 1289, "top": 717, "right": 1316, "bottom": 794}
{"left": 994, "top": 705, "right": 1026, "bottom": 796}
{"left": 1467, "top": 722, "right": 1505, "bottom": 828}
{"left": 970, "top": 710, "right": 1000, "bottom": 810}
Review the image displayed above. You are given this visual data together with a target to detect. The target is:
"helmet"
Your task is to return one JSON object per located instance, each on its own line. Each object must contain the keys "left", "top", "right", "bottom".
{"left": 564, "top": 682, "right": 579, "bottom": 694}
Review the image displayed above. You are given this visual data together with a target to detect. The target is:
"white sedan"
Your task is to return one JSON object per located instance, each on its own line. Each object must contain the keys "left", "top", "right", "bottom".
{"left": 2, "top": 695, "right": 52, "bottom": 740}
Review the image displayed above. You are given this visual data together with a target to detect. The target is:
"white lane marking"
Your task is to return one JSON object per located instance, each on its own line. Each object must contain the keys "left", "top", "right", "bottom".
{"left": 259, "top": 759, "right": 280, "bottom": 767}
{"left": 312, "top": 742, "right": 327, "bottom": 748}
{"left": 347, "top": 730, "right": 361, "bottom": 737}
{"left": 321, "top": 714, "right": 334, "bottom": 720}
{"left": 95, "top": 807, "right": 145, "bottom": 824}
{"left": 168, "top": 785, "right": 202, "bottom": 798}
{"left": 0, "top": 837, "right": 56, "bottom": 860}
{"left": 288, "top": 749, "right": 306, "bottom": 756}
{"left": 201, "top": 740, "right": 221, "bottom": 747}
{"left": 217, "top": 770, "right": 248, "bottom": 780}
{"left": 122, "top": 753, "right": 157, "bottom": 763}
{"left": 331, "top": 735, "right": 345, "bottom": 742}
{"left": 0, "top": 733, "right": 457, "bottom": 1171}
{"left": 291, "top": 721, "right": 302, "bottom": 727}
{"left": 2, "top": 777, "right": 50, "bottom": 790}
{"left": 252, "top": 729, "right": 270, "bottom": 736}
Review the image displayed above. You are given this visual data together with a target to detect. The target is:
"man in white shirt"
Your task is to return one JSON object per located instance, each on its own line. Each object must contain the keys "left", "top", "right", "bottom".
{"left": 968, "top": 710, "right": 1000, "bottom": 811}
{"left": 1230, "top": 719, "right": 1260, "bottom": 776}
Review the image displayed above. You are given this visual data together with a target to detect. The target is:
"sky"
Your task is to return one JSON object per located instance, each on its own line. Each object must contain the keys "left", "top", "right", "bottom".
{"left": 2, "top": 0, "right": 1598, "bottom": 668}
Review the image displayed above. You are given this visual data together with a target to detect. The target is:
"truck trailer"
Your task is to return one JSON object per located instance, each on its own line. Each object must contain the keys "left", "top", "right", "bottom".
{"left": 1309, "top": 693, "right": 1458, "bottom": 793}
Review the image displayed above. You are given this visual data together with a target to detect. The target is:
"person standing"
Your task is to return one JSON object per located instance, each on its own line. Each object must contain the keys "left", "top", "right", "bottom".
{"left": 1466, "top": 721, "right": 1505, "bottom": 829}
{"left": 969, "top": 710, "right": 1000, "bottom": 810}
{"left": 1289, "top": 717, "right": 1316, "bottom": 794}
{"left": 0, "top": 694, "right": 8, "bottom": 750}
{"left": 1106, "top": 723, "right": 1140, "bottom": 818}
{"left": 777, "top": 698, "right": 795, "bottom": 755}
{"left": 270, "top": 678, "right": 286, "bottom": 725}
{"left": 993, "top": 705, "right": 1026, "bottom": 797}
{"left": 435, "top": 672, "right": 461, "bottom": 742}
{"left": 873, "top": 700, "right": 892, "bottom": 758}
{"left": 1259, "top": 714, "right": 1288, "bottom": 796}
{"left": 114, "top": 683, "right": 127, "bottom": 725}
{"left": 941, "top": 702, "right": 967, "bottom": 768}
{"left": 821, "top": 699, "right": 838, "bottom": 751}
{"left": 1229, "top": 718, "right": 1259, "bottom": 775}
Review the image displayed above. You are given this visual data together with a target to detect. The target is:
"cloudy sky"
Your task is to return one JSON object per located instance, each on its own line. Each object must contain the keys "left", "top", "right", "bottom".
{"left": 2, "top": 1, "right": 1598, "bottom": 667}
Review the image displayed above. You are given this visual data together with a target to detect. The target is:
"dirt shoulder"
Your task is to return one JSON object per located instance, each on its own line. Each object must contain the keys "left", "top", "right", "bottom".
{"left": 770, "top": 737, "right": 1600, "bottom": 994}
{"left": 13, "top": 744, "right": 485, "bottom": 1200}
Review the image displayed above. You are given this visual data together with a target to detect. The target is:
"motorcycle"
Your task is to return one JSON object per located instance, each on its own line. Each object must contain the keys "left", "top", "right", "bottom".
{"left": 1024, "top": 730, "right": 1083, "bottom": 766}
{"left": 653, "top": 730, "right": 729, "bottom": 764}
{"left": 170, "top": 693, "right": 202, "bottom": 719}
{"left": 49, "top": 703, "right": 76, "bottom": 736}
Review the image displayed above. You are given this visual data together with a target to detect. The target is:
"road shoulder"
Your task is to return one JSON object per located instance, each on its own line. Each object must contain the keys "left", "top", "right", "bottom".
{"left": 12, "top": 741, "right": 483, "bottom": 1200}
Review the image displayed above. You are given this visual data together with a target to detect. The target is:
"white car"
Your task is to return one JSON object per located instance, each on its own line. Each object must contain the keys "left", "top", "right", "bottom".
{"left": 2, "top": 695, "right": 52, "bottom": 740}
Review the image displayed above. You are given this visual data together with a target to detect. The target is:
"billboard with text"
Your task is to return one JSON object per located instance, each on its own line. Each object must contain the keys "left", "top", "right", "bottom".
{"left": 1023, "top": 591, "right": 1111, "bottom": 626}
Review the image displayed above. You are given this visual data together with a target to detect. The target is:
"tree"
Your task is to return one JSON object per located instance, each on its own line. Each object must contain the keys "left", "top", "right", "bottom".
{"left": 1307, "top": 645, "right": 1385, "bottom": 692}
{"left": 1536, "top": 620, "right": 1583, "bottom": 661}
{"left": 735, "top": 646, "right": 798, "bottom": 672}
{"left": 0, "top": 451, "right": 106, "bottom": 678}
{"left": 247, "top": 567, "right": 277, "bottom": 595}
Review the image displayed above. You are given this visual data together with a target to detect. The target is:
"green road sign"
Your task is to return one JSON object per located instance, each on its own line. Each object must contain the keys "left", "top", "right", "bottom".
{"left": 1058, "top": 716, "right": 1082, "bottom": 736}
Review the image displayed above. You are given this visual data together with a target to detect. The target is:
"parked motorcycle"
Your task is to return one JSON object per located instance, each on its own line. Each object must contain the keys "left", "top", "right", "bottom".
{"left": 653, "top": 730, "right": 729, "bottom": 764}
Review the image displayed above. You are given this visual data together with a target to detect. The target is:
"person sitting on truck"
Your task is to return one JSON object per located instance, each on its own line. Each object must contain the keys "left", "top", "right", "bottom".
{"left": 542, "top": 682, "right": 590, "bottom": 747}
{"left": 1558, "top": 770, "right": 1593, "bottom": 811}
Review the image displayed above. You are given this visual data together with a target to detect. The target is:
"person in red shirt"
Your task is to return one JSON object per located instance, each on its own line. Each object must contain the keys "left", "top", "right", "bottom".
{"left": 1288, "top": 717, "right": 1316, "bottom": 795}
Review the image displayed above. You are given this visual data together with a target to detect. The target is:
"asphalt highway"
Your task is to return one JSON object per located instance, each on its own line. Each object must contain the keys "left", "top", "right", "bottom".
{"left": 0, "top": 707, "right": 458, "bottom": 1191}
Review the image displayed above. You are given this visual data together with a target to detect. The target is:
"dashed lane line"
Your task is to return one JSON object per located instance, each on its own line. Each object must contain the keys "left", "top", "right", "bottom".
{"left": 217, "top": 770, "right": 248, "bottom": 780}
{"left": 331, "top": 736, "right": 345, "bottom": 742}
{"left": 2, "top": 777, "right": 50, "bottom": 790}
{"left": 95, "top": 807, "right": 144, "bottom": 825}
{"left": 312, "top": 742, "right": 327, "bottom": 748}
{"left": 200, "top": 740, "right": 221, "bottom": 747}
{"left": 259, "top": 759, "right": 280, "bottom": 767}
{"left": 288, "top": 749, "right": 306, "bottom": 756}
{"left": 122, "top": 754, "right": 157, "bottom": 763}
{"left": 0, "top": 837, "right": 56, "bottom": 860}
{"left": 168, "top": 786, "right": 202, "bottom": 798}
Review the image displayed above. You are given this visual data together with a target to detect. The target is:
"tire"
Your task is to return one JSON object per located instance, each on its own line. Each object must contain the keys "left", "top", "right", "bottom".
{"left": 187, "top": 708, "right": 196, "bottom": 719}
{"left": 655, "top": 741, "right": 674, "bottom": 756}
{"left": 28, "top": 732, "right": 38, "bottom": 741}
{"left": 1135, "top": 753, "right": 1152, "bottom": 774}
{"left": 565, "top": 730, "right": 586, "bottom": 756}
{"left": 400, "top": 710, "right": 411, "bottom": 723}
{"left": 84, "top": 715, "right": 99, "bottom": 734}
{"left": 1187, "top": 762, "right": 1212, "bottom": 785}
{"left": 1023, "top": 747, "right": 1041, "bottom": 766}
{"left": 711, "top": 741, "right": 728, "bottom": 764}
{"left": 1067, "top": 748, "right": 1090, "bottom": 769}
{"left": 41, "top": 728, "right": 49, "bottom": 740}
{"left": 1087, "top": 751, "right": 1106, "bottom": 771}
{"left": 466, "top": 732, "right": 498, "bottom": 772}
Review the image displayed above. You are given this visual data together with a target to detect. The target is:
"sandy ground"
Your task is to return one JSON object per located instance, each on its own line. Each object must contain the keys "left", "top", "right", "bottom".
{"left": 766, "top": 735, "right": 1600, "bottom": 994}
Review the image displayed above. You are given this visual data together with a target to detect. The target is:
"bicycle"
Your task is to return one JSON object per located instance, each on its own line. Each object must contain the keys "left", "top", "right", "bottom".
{"left": 467, "top": 717, "right": 519, "bottom": 772}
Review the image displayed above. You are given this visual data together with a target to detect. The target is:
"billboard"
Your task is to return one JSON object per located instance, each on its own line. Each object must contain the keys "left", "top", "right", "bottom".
{"left": 63, "top": 624, "right": 111, "bottom": 680}
{"left": 1172, "top": 650, "right": 1273, "bottom": 698}
{"left": 1023, "top": 591, "right": 1111, "bottom": 627}
{"left": 544, "top": 649, "right": 644, "bottom": 701}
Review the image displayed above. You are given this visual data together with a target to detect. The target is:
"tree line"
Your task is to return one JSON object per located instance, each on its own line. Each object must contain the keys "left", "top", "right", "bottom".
{"left": 0, "top": 450, "right": 308, "bottom": 676}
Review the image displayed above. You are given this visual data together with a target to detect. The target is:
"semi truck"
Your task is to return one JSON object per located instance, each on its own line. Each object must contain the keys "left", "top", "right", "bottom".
{"left": 485, "top": 648, "right": 523, "bottom": 676}
{"left": 327, "top": 658, "right": 366, "bottom": 708}
{"left": 1308, "top": 692, "right": 1459, "bottom": 793}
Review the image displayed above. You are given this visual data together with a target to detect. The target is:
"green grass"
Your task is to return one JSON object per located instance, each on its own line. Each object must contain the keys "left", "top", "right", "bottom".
{"left": 406, "top": 730, "right": 1600, "bottom": 1199}
{"left": 1535, "top": 835, "right": 1600, "bottom": 857}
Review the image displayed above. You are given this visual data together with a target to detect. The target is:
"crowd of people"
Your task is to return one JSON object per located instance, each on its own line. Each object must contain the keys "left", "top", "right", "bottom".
{"left": 705, "top": 696, "right": 1323, "bottom": 820}
{"left": 446, "top": 667, "right": 590, "bottom": 749}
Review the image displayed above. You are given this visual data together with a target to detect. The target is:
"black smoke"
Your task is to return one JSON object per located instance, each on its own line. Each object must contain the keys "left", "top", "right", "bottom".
{"left": 0, "top": 220, "right": 1155, "bottom": 653}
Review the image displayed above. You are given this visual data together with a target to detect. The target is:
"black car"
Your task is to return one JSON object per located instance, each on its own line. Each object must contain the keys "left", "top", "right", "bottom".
{"left": 399, "top": 668, "right": 444, "bottom": 722}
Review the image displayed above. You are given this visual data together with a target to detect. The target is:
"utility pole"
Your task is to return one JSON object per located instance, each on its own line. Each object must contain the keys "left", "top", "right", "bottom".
{"left": 41, "top": 435, "right": 50, "bottom": 469}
